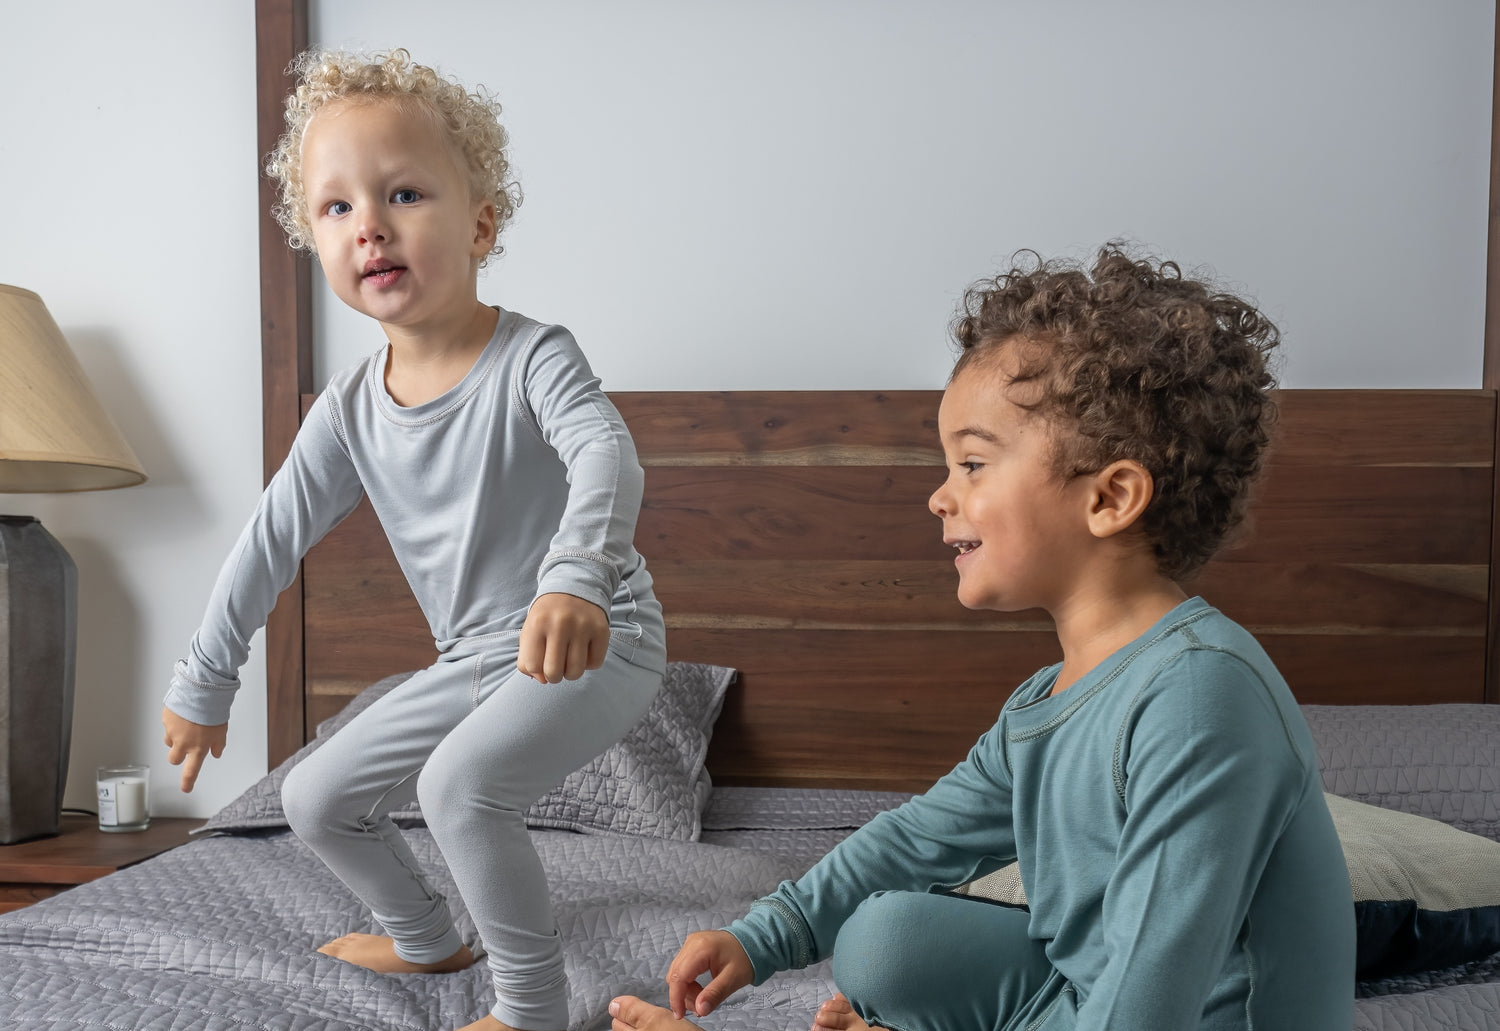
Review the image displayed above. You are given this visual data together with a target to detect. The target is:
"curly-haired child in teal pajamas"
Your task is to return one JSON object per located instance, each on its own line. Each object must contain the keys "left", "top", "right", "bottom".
{"left": 610, "top": 244, "right": 1354, "bottom": 1031}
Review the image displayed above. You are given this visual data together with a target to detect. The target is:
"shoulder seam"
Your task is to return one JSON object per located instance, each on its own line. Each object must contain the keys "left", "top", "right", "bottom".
{"left": 1111, "top": 641, "right": 1308, "bottom": 808}
{"left": 510, "top": 323, "right": 555, "bottom": 445}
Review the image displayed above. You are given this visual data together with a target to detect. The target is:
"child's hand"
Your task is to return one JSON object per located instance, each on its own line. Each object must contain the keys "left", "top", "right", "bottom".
{"left": 608, "top": 995, "right": 697, "bottom": 1031}
{"left": 161, "top": 707, "right": 228, "bottom": 793}
{"left": 518, "top": 592, "right": 610, "bottom": 683}
{"left": 667, "top": 929, "right": 755, "bottom": 1018}
{"left": 814, "top": 994, "right": 876, "bottom": 1031}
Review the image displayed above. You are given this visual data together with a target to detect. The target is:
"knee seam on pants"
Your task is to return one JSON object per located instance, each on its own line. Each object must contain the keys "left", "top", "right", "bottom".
{"left": 361, "top": 768, "right": 422, "bottom": 828}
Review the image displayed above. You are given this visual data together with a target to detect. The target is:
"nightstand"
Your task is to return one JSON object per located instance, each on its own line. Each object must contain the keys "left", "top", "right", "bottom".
{"left": 0, "top": 814, "right": 200, "bottom": 913}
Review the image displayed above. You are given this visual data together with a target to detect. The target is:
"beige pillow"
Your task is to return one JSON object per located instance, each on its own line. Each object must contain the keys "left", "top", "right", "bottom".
{"left": 953, "top": 793, "right": 1500, "bottom": 978}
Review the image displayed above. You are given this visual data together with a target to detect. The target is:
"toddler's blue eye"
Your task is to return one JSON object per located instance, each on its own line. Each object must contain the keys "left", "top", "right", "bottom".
{"left": 327, "top": 200, "right": 351, "bottom": 216}
{"left": 393, "top": 189, "right": 420, "bottom": 204}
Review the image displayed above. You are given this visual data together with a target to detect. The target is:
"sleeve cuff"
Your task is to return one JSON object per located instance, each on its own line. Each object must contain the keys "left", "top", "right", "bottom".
{"left": 535, "top": 548, "right": 617, "bottom": 612}
{"left": 164, "top": 658, "right": 238, "bottom": 726}
{"left": 724, "top": 895, "right": 816, "bottom": 983}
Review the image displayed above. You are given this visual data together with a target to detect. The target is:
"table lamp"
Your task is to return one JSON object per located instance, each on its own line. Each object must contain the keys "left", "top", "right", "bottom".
{"left": 0, "top": 284, "right": 146, "bottom": 843}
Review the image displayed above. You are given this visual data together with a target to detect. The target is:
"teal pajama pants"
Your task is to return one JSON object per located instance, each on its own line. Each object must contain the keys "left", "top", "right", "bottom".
{"left": 282, "top": 638, "right": 661, "bottom": 1030}
{"left": 833, "top": 891, "right": 1076, "bottom": 1031}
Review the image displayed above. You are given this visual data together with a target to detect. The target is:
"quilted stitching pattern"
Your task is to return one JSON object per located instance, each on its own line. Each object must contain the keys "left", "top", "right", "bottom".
{"left": 0, "top": 824, "right": 841, "bottom": 1031}
{"left": 700, "top": 787, "right": 915, "bottom": 831}
{"left": 0, "top": 802, "right": 1491, "bottom": 1029}
{"left": 1304, "top": 704, "right": 1500, "bottom": 842}
{"left": 200, "top": 662, "right": 733, "bottom": 841}
{"left": 0, "top": 701, "right": 1493, "bottom": 1029}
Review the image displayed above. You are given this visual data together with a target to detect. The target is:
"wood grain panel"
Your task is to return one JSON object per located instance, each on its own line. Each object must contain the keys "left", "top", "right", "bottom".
{"left": 285, "top": 387, "right": 1496, "bottom": 789}
{"left": 651, "top": 559, "right": 1487, "bottom": 634}
{"left": 1269, "top": 390, "right": 1492, "bottom": 467}
{"left": 613, "top": 390, "right": 1494, "bottom": 469}
{"left": 1486, "top": 9, "right": 1500, "bottom": 703}
{"left": 0, "top": 887, "right": 60, "bottom": 913}
{"left": 614, "top": 391, "right": 942, "bottom": 466}
{"left": 672, "top": 626, "right": 1483, "bottom": 789}
{"left": 638, "top": 467, "right": 947, "bottom": 561}
{"left": 1193, "top": 563, "right": 1487, "bottom": 633}
{"left": 258, "top": 0, "right": 310, "bottom": 769}
{"left": 672, "top": 629, "right": 1060, "bottom": 790}
{"left": 302, "top": 499, "right": 434, "bottom": 707}
{"left": 1259, "top": 635, "right": 1483, "bottom": 706}
{"left": 652, "top": 559, "right": 988, "bottom": 629}
{"left": 307, "top": 693, "right": 361, "bottom": 736}
{"left": 1232, "top": 466, "right": 1490, "bottom": 564}
{"left": 637, "top": 464, "right": 1487, "bottom": 564}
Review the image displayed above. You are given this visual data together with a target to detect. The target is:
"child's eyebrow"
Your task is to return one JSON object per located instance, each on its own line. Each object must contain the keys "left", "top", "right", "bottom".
{"left": 950, "top": 425, "right": 1001, "bottom": 444}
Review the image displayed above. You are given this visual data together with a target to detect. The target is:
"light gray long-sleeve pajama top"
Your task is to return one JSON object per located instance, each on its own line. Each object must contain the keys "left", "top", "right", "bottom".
{"left": 727, "top": 598, "right": 1355, "bottom": 1030}
{"left": 166, "top": 307, "right": 665, "bottom": 726}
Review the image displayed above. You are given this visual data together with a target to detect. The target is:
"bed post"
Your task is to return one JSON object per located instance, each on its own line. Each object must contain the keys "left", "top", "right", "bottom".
{"left": 256, "top": 0, "right": 312, "bottom": 765}
{"left": 1484, "top": 1, "right": 1500, "bottom": 703}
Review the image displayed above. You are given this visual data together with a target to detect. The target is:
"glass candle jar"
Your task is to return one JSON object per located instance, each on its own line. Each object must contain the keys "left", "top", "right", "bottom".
{"left": 96, "top": 764, "right": 150, "bottom": 832}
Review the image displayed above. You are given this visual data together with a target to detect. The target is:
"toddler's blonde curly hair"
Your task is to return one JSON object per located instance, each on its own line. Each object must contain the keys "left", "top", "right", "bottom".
{"left": 266, "top": 48, "right": 521, "bottom": 266}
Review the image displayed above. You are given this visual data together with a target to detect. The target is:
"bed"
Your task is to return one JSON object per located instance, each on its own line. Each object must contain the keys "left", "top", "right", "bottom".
{"left": 0, "top": 1, "right": 1495, "bottom": 1027}
{"left": 0, "top": 380, "right": 1495, "bottom": 1029}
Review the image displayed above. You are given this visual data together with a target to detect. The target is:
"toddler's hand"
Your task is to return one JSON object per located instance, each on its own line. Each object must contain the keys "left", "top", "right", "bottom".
{"left": 161, "top": 707, "right": 228, "bottom": 793}
{"left": 667, "top": 929, "right": 754, "bottom": 1018}
{"left": 518, "top": 592, "right": 610, "bottom": 683}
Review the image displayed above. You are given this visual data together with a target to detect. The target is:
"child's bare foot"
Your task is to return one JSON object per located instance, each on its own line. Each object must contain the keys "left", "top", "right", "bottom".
{"left": 317, "top": 933, "right": 475, "bottom": 974}
{"left": 609, "top": 995, "right": 700, "bottom": 1031}
{"left": 814, "top": 994, "right": 877, "bottom": 1031}
{"left": 455, "top": 1017, "right": 558, "bottom": 1031}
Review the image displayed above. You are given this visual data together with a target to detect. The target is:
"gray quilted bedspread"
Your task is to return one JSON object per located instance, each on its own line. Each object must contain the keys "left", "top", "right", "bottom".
{"left": 0, "top": 825, "right": 842, "bottom": 1031}
{"left": 1307, "top": 704, "right": 1500, "bottom": 1030}
{"left": 0, "top": 703, "right": 1492, "bottom": 1030}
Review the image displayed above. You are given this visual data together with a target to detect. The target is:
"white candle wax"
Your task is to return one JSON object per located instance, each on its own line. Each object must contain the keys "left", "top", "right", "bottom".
{"left": 113, "top": 777, "right": 147, "bottom": 825}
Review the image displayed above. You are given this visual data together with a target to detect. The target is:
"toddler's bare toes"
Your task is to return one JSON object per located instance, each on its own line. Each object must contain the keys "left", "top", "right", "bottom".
{"left": 814, "top": 994, "right": 870, "bottom": 1031}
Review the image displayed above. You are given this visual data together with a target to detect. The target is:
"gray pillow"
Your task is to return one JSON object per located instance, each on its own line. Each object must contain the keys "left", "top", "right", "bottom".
{"left": 200, "top": 661, "right": 734, "bottom": 841}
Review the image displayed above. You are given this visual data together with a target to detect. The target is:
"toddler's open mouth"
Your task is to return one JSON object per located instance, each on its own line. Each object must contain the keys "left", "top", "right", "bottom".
{"left": 362, "top": 261, "right": 407, "bottom": 285}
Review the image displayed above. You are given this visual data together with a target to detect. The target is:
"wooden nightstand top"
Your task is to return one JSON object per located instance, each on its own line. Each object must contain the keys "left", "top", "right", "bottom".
{"left": 0, "top": 814, "right": 201, "bottom": 885}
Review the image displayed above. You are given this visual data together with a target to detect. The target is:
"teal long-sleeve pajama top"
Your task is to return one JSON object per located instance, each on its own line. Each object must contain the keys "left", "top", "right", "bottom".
{"left": 726, "top": 598, "right": 1355, "bottom": 1030}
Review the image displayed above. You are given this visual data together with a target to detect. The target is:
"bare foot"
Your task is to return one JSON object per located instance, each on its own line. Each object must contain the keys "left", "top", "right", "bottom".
{"left": 814, "top": 994, "right": 878, "bottom": 1031}
{"left": 609, "top": 995, "right": 700, "bottom": 1031}
{"left": 317, "top": 933, "right": 475, "bottom": 974}
{"left": 455, "top": 1016, "right": 557, "bottom": 1031}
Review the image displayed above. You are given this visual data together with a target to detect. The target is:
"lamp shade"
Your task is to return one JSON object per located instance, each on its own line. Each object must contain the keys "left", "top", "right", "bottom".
{"left": 0, "top": 285, "right": 146, "bottom": 492}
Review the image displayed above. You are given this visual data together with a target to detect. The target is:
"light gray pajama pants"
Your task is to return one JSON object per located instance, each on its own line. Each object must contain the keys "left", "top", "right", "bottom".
{"left": 282, "top": 637, "right": 662, "bottom": 1030}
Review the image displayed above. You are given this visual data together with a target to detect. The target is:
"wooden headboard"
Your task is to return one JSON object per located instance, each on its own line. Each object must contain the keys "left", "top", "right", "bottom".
{"left": 253, "top": 0, "right": 1500, "bottom": 792}
{"left": 282, "top": 387, "right": 1493, "bottom": 793}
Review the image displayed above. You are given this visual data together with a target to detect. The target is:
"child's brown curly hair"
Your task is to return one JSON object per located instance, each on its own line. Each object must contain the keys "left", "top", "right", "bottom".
{"left": 266, "top": 48, "right": 522, "bottom": 267}
{"left": 951, "top": 243, "right": 1280, "bottom": 581}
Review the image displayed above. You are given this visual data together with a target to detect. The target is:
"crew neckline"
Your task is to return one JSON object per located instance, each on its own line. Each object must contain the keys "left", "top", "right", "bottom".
{"left": 368, "top": 306, "right": 511, "bottom": 425}
{"left": 1005, "top": 596, "right": 1214, "bottom": 732}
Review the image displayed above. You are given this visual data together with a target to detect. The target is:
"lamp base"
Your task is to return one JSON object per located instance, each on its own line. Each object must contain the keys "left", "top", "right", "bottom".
{"left": 0, "top": 515, "right": 77, "bottom": 844}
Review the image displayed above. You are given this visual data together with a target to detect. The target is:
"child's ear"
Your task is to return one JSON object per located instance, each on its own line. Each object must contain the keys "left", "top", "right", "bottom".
{"left": 1084, "top": 459, "right": 1154, "bottom": 539}
{"left": 471, "top": 201, "right": 498, "bottom": 257}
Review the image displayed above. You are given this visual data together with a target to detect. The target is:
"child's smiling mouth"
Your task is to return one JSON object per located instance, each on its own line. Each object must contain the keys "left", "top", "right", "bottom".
{"left": 949, "top": 539, "right": 980, "bottom": 556}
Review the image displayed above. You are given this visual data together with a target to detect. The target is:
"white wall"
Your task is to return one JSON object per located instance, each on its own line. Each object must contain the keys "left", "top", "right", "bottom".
{"left": 0, "top": 1, "right": 1492, "bottom": 819}
{"left": 1, "top": 2, "right": 266, "bottom": 819}
{"left": 315, "top": 0, "right": 1494, "bottom": 391}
